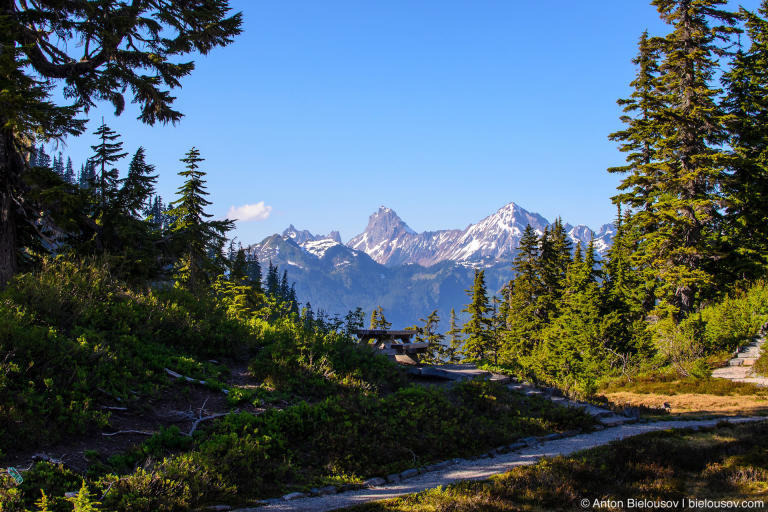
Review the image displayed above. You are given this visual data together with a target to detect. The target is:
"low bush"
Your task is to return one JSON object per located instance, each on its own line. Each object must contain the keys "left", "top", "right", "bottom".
{"left": 248, "top": 317, "right": 407, "bottom": 399}
{"left": 157, "top": 380, "right": 595, "bottom": 502}
{"left": 0, "top": 258, "right": 256, "bottom": 451}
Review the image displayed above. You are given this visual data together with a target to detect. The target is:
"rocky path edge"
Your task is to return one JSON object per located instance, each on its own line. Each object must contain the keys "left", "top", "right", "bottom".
{"left": 223, "top": 416, "right": 766, "bottom": 512}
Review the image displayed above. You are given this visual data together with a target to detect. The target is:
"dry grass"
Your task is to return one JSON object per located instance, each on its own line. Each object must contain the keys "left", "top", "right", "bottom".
{"left": 603, "top": 391, "right": 768, "bottom": 417}
{"left": 600, "top": 374, "right": 768, "bottom": 396}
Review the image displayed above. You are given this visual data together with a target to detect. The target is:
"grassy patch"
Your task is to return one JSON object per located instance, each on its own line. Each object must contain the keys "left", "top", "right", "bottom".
{"left": 599, "top": 373, "right": 768, "bottom": 397}
{"left": 348, "top": 421, "right": 768, "bottom": 512}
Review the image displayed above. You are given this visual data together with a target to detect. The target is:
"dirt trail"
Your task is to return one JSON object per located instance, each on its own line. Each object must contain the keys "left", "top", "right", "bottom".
{"left": 236, "top": 416, "right": 765, "bottom": 512}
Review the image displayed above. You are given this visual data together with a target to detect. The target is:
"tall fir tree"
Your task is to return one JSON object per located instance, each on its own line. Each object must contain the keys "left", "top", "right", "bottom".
{"left": 51, "top": 152, "right": 64, "bottom": 177}
{"left": 537, "top": 218, "right": 572, "bottom": 322}
{"left": 369, "top": 306, "right": 392, "bottom": 329}
{"left": 461, "top": 269, "right": 492, "bottom": 361}
{"left": 539, "top": 239, "right": 605, "bottom": 396}
{"left": 610, "top": 0, "right": 739, "bottom": 316}
{"left": 445, "top": 308, "right": 464, "bottom": 363}
{"left": 78, "top": 161, "right": 96, "bottom": 189}
{"left": 505, "top": 224, "right": 544, "bottom": 359}
{"left": 63, "top": 157, "right": 75, "bottom": 184}
{"left": 230, "top": 247, "right": 248, "bottom": 282}
{"left": 721, "top": 2, "right": 768, "bottom": 280}
{"left": 167, "top": 148, "right": 234, "bottom": 292}
{"left": 415, "top": 310, "right": 444, "bottom": 363}
{"left": 119, "top": 147, "right": 157, "bottom": 217}
{"left": 265, "top": 260, "right": 280, "bottom": 297}
{"left": 246, "top": 253, "right": 263, "bottom": 293}
{"left": 89, "top": 122, "right": 128, "bottom": 211}
{"left": 279, "top": 270, "right": 290, "bottom": 302}
{"left": 35, "top": 145, "right": 51, "bottom": 168}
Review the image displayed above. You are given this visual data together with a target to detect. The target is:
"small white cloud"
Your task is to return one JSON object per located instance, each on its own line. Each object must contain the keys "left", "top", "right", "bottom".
{"left": 227, "top": 201, "right": 272, "bottom": 222}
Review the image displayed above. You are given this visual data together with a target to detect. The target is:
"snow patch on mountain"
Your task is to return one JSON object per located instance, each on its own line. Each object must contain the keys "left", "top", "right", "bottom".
{"left": 302, "top": 238, "right": 343, "bottom": 258}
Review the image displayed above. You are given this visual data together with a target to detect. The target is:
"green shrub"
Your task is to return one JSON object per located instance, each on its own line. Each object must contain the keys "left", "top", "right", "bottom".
{"left": 0, "top": 258, "right": 258, "bottom": 451}
{"left": 164, "top": 380, "right": 595, "bottom": 500}
{"left": 248, "top": 317, "right": 407, "bottom": 399}
{"left": 700, "top": 281, "right": 768, "bottom": 352}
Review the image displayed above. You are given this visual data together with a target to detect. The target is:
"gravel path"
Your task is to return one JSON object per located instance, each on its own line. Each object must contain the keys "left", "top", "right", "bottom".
{"left": 233, "top": 416, "right": 766, "bottom": 512}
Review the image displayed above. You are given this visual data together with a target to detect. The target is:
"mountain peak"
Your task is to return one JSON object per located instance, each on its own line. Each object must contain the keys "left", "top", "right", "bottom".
{"left": 366, "top": 206, "right": 416, "bottom": 236}
{"left": 282, "top": 225, "right": 342, "bottom": 245}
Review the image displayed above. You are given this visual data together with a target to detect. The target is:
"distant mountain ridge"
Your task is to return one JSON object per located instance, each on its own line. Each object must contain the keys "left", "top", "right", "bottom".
{"left": 346, "top": 202, "right": 614, "bottom": 266}
{"left": 245, "top": 202, "right": 614, "bottom": 328}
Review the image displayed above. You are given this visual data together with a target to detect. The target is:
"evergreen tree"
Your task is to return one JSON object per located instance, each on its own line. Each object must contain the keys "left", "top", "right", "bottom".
{"left": 145, "top": 195, "right": 167, "bottom": 230}
{"left": 167, "top": 148, "right": 234, "bottom": 292}
{"left": 78, "top": 162, "right": 95, "bottom": 189}
{"left": 119, "top": 147, "right": 157, "bottom": 217}
{"left": 505, "top": 225, "right": 544, "bottom": 359}
{"left": 265, "top": 261, "right": 280, "bottom": 297}
{"left": 64, "top": 157, "right": 75, "bottom": 184}
{"left": 344, "top": 307, "right": 366, "bottom": 335}
{"left": 609, "top": 30, "right": 665, "bottom": 209}
{"left": 231, "top": 248, "right": 248, "bottom": 282}
{"left": 89, "top": 122, "right": 127, "bottom": 210}
{"left": 609, "top": 0, "right": 739, "bottom": 316}
{"left": 279, "top": 270, "right": 290, "bottom": 301}
{"left": 487, "top": 296, "right": 504, "bottom": 365}
{"left": 539, "top": 241, "right": 605, "bottom": 396}
{"left": 51, "top": 152, "right": 64, "bottom": 177}
{"left": 445, "top": 308, "right": 464, "bottom": 363}
{"left": 461, "top": 269, "right": 492, "bottom": 361}
{"left": 0, "top": 1, "right": 241, "bottom": 285}
{"left": 602, "top": 208, "right": 655, "bottom": 364}
{"left": 302, "top": 302, "right": 315, "bottom": 330}
{"left": 415, "top": 310, "right": 444, "bottom": 363}
{"left": 369, "top": 306, "right": 392, "bottom": 329}
{"left": 537, "top": 218, "right": 572, "bottom": 321}
{"left": 35, "top": 145, "right": 51, "bottom": 168}
{"left": 288, "top": 284, "right": 299, "bottom": 314}
{"left": 721, "top": 2, "right": 768, "bottom": 280}
{"left": 246, "top": 252, "right": 263, "bottom": 292}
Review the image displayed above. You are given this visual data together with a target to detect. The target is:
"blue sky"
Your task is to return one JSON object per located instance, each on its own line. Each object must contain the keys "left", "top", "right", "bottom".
{"left": 47, "top": 0, "right": 759, "bottom": 244}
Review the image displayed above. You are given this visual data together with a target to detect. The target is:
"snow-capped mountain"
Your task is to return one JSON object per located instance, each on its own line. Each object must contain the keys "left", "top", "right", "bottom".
{"left": 347, "top": 202, "right": 613, "bottom": 266}
{"left": 282, "top": 224, "right": 341, "bottom": 245}
{"left": 245, "top": 202, "right": 615, "bottom": 327}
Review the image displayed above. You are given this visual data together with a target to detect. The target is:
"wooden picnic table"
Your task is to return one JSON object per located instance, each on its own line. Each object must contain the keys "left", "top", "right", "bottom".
{"left": 352, "top": 329, "right": 429, "bottom": 365}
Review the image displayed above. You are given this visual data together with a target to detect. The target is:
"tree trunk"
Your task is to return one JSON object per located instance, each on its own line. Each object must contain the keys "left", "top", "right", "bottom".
{"left": 0, "top": 188, "right": 17, "bottom": 287}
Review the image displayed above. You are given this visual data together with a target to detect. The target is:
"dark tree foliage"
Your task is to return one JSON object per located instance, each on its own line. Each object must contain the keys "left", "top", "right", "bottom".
{"left": 64, "top": 157, "right": 75, "bottom": 184}
{"left": 721, "top": 1, "right": 768, "bottom": 280}
{"left": 89, "top": 122, "right": 128, "bottom": 211}
{"left": 266, "top": 260, "right": 280, "bottom": 298}
{"left": 118, "top": 147, "right": 157, "bottom": 218}
{"left": 369, "top": 305, "right": 391, "bottom": 329}
{"left": 246, "top": 252, "right": 263, "bottom": 293}
{"left": 0, "top": 0, "right": 242, "bottom": 285}
{"left": 167, "top": 148, "right": 233, "bottom": 293}
{"left": 461, "top": 269, "right": 491, "bottom": 361}
{"left": 610, "top": 0, "right": 739, "bottom": 316}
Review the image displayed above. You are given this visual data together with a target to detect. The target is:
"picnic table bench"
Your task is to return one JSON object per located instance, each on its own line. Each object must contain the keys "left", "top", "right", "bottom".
{"left": 352, "top": 329, "right": 428, "bottom": 365}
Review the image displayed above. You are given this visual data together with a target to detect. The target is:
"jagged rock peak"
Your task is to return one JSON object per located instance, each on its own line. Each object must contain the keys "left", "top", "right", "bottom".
{"left": 282, "top": 224, "right": 342, "bottom": 244}
{"left": 362, "top": 206, "right": 415, "bottom": 239}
